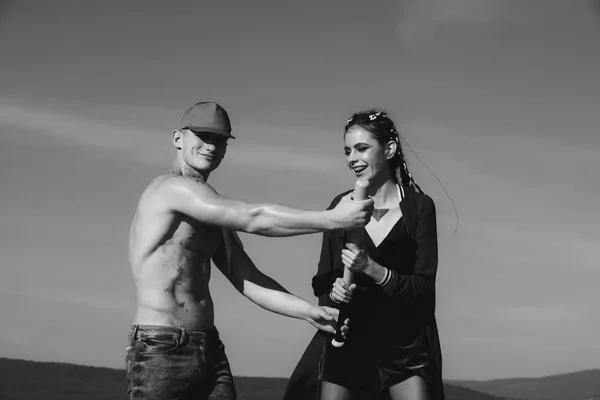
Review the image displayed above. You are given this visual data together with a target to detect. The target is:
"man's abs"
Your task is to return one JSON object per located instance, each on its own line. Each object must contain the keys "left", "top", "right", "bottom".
{"left": 132, "top": 248, "right": 216, "bottom": 329}
{"left": 129, "top": 205, "right": 223, "bottom": 330}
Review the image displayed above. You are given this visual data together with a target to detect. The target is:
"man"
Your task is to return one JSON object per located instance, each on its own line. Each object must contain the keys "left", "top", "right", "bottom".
{"left": 125, "top": 102, "right": 374, "bottom": 400}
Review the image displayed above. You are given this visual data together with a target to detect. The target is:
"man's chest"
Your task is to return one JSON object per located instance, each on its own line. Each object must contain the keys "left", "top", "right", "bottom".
{"left": 176, "top": 218, "right": 223, "bottom": 257}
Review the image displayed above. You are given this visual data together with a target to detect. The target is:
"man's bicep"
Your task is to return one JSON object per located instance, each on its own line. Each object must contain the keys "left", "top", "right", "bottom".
{"left": 164, "top": 177, "right": 253, "bottom": 230}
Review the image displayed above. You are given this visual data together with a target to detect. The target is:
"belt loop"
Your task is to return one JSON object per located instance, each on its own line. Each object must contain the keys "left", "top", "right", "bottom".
{"left": 179, "top": 326, "right": 188, "bottom": 347}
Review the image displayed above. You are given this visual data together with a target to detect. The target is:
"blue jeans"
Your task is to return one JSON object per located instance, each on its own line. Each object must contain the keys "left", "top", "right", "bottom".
{"left": 125, "top": 325, "right": 236, "bottom": 399}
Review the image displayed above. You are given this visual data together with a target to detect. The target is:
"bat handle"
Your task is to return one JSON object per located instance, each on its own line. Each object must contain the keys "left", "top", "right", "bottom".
{"left": 331, "top": 179, "right": 369, "bottom": 347}
{"left": 331, "top": 268, "right": 354, "bottom": 347}
{"left": 331, "top": 302, "right": 351, "bottom": 347}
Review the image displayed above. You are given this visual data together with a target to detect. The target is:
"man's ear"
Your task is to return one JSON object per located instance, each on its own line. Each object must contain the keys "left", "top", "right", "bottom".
{"left": 172, "top": 130, "right": 183, "bottom": 150}
{"left": 385, "top": 140, "right": 397, "bottom": 160}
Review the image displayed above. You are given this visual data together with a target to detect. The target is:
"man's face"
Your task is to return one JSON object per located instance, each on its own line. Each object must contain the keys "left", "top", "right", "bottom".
{"left": 174, "top": 129, "right": 229, "bottom": 174}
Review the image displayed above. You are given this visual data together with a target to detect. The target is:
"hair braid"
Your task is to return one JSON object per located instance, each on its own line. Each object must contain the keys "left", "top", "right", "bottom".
{"left": 395, "top": 144, "right": 411, "bottom": 187}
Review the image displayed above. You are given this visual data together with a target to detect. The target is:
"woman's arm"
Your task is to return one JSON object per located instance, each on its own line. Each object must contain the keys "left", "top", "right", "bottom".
{"left": 380, "top": 195, "right": 438, "bottom": 302}
{"left": 343, "top": 195, "right": 438, "bottom": 305}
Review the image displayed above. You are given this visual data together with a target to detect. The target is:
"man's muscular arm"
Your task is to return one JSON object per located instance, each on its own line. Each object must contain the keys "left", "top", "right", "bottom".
{"left": 212, "top": 230, "right": 347, "bottom": 334}
{"left": 160, "top": 175, "right": 373, "bottom": 237}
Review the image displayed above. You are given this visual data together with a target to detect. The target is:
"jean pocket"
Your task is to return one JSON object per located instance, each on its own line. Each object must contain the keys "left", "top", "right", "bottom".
{"left": 139, "top": 336, "right": 179, "bottom": 356}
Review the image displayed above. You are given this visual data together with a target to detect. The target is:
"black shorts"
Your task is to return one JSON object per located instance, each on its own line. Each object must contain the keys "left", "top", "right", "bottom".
{"left": 319, "top": 325, "right": 433, "bottom": 391}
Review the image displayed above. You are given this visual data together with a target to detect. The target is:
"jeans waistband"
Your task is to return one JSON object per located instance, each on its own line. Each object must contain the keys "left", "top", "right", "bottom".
{"left": 130, "top": 324, "right": 219, "bottom": 345}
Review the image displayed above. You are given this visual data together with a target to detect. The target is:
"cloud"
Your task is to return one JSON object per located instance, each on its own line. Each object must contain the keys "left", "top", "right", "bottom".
{"left": 398, "top": 0, "right": 497, "bottom": 24}
{"left": 0, "top": 99, "right": 170, "bottom": 164}
{"left": 225, "top": 143, "right": 339, "bottom": 173}
{"left": 0, "top": 99, "right": 339, "bottom": 174}
{"left": 394, "top": 0, "right": 596, "bottom": 51}
{"left": 396, "top": 0, "right": 593, "bottom": 26}
{"left": 394, "top": 0, "right": 496, "bottom": 50}
{"left": 454, "top": 220, "right": 600, "bottom": 271}
{"left": 1, "top": 287, "right": 131, "bottom": 314}
{"left": 495, "top": 304, "right": 588, "bottom": 324}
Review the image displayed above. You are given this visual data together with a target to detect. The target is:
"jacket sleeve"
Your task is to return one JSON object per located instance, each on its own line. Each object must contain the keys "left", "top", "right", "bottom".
{"left": 312, "top": 230, "right": 337, "bottom": 307}
{"left": 382, "top": 194, "right": 438, "bottom": 304}
{"left": 311, "top": 193, "right": 348, "bottom": 307}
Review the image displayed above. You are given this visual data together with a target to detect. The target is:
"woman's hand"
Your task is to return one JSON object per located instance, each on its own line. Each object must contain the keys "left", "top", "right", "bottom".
{"left": 341, "top": 242, "right": 373, "bottom": 274}
{"left": 330, "top": 277, "right": 356, "bottom": 304}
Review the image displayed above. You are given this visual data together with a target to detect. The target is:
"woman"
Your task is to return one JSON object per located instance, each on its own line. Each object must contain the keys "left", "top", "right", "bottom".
{"left": 283, "top": 110, "right": 445, "bottom": 400}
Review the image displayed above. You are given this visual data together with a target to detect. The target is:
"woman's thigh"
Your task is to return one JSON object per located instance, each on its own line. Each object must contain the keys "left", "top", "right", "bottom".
{"left": 388, "top": 375, "right": 430, "bottom": 400}
{"left": 320, "top": 381, "right": 352, "bottom": 400}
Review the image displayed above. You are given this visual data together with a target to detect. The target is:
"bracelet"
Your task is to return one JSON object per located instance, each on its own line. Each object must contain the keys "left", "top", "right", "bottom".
{"left": 375, "top": 268, "right": 393, "bottom": 288}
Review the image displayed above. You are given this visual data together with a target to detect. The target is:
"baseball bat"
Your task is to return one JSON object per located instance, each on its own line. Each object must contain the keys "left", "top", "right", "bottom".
{"left": 331, "top": 178, "right": 369, "bottom": 347}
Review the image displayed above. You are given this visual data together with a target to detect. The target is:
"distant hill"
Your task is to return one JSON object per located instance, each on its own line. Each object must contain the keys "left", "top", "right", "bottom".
{"left": 0, "top": 357, "right": 510, "bottom": 400}
{"left": 449, "top": 369, "right": 600, "bottom": 400}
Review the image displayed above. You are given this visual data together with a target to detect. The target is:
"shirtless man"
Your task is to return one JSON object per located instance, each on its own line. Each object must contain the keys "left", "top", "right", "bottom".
{"left": 125, "top": 102, "right": 374, "bottom": 400}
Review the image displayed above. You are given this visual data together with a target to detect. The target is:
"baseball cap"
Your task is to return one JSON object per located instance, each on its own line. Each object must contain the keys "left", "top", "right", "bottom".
{"left": 179, "top": 101, "right": 236, "bottom": 139}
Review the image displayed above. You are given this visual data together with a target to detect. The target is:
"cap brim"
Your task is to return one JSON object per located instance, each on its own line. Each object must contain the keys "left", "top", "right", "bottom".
{"left": 185, "top": 126, "right": 236, "bottom": 139}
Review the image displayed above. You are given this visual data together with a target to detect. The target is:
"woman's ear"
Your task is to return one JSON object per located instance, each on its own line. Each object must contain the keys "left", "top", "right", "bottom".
{"left": 172, "top": 130, "right": 183, "bottom": 150}
{"left": 385, "top": 140, "right": 397, "bottom": 160}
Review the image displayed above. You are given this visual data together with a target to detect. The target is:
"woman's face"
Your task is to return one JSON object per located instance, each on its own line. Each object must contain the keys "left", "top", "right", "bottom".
{"left": 344, "top": 126, "right": 394, "bottom": 182}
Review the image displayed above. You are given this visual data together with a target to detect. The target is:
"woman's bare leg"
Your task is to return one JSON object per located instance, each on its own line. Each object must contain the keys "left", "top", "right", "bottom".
{"left": 388, "top": 375, "right": 431, "bottom": 400}
{"left": 320, "top": 381, "right": 352, "bottom": 400}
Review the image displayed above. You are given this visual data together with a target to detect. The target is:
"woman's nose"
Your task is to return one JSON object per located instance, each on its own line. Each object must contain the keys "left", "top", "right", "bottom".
{"left": 347, "top": 150, "right": 358, "bottom": 163}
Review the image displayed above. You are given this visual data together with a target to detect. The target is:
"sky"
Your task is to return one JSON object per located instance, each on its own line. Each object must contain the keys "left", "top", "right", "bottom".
{"left": 0, "top": 0, "right": 599, "bottom": 381}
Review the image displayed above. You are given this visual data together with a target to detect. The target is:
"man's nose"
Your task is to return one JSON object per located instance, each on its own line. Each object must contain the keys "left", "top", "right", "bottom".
{"left": 204, "top": 143, "right": 216, "bottom": 152}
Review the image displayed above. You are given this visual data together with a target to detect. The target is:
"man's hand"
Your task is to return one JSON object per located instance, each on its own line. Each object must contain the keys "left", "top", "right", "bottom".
{"left": 330, "top": 277, "right": 356, "bottom": 304}
{"left": 329, "top": 194, "right": 374, "bottom": 230}
{"left": 303, "top": 305, "right": 350, "bottom": 337}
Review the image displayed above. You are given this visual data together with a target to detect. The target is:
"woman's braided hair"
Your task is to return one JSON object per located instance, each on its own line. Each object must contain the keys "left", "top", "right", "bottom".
{"left": 344, "top": 109, "right": 424, "bottom": 194}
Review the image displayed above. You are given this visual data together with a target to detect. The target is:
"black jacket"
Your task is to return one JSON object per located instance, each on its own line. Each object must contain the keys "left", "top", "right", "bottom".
{"left": 283, "top": 187, "right": 445, "bottom": 400}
